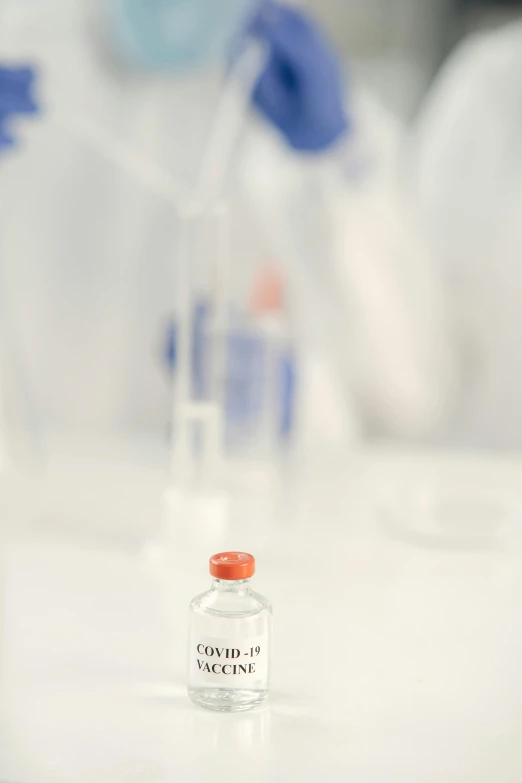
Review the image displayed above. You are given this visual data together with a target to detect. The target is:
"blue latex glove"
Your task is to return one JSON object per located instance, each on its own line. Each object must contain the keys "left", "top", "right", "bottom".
{"left": 0, "top": 65, "right": 39, "bottom": 153}
{"left": 250, "top": 1, "right": 349, "bottom": 152}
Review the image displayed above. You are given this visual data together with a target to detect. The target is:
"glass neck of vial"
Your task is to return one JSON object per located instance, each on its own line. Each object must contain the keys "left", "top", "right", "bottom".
{"left": 211, "top": 577, "right": 251, "bottom": 593}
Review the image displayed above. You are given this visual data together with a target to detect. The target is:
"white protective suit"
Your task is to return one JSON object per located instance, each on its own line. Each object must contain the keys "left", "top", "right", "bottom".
{"left": 0, "top": 0, "right": 455, "bottom": 445}
{"left": 412, "top": 20, "right": 522, "bottom": 449}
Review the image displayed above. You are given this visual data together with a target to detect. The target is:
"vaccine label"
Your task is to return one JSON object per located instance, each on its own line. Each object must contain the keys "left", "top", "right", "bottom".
{"left": 189, "top": 634, "right": 269, "bottom": 686}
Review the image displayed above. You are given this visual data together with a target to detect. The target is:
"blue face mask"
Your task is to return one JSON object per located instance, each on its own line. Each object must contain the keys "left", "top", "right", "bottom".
{"left": 107, "top": 0, "right": 256, "bottom": 70}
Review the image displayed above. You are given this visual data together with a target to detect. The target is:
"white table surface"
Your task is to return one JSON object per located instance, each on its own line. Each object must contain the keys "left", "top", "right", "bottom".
{"left": 1, "top": 437, "right": 522, "bottom": 783}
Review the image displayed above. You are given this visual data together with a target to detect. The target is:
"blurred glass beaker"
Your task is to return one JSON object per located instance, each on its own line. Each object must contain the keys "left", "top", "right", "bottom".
{"left": 168, "top": 202, "right": 297, "bottom": 498}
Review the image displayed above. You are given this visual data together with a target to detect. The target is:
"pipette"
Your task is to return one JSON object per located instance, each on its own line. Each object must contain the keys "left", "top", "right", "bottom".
{"left": 196, "top": 39, "right": 267, "bottom": 206}
{"left": 168, "top": 203, "right": 233, "bottom": 492}
{"left": 166, "top": 33, "right": 269, "bottom": 497}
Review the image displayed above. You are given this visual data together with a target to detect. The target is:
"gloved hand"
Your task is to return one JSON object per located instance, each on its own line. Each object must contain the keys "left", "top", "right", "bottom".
{"left": 250, "top": 1, "right": 349, "bottom": 152}
{"left": 0, "top": 65, "right": 39, "bottom": 153}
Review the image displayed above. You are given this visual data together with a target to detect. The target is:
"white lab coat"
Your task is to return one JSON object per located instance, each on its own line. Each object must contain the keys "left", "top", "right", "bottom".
{"left": 0, "top": 0, "right": 223, "bottom": 431}
{"left": 411, "top": 20, "right": 522, "bottom": 449}
{"left": 0, "top": 0, "right": 456, "bottom": 445}
{"left": 242, "top": 84, "right": 457, "bottom": 442}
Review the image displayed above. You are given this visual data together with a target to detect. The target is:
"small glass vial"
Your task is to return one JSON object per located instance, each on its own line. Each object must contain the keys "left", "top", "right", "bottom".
{"left": 187, "top": 552, "right": 272, "bottom": 712}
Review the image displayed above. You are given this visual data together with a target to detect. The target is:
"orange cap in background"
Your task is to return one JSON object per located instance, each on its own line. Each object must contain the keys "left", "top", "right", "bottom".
{"left": 249, "top": 263, "right": 285, "bottom": 315}
{"left": 209, "top": 552, "right": 255, "bottom": 581}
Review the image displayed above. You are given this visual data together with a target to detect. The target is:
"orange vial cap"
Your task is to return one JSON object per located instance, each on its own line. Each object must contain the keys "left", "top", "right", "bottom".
{"left": 209, "top": 552, "right": 255, "bottom": 581}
